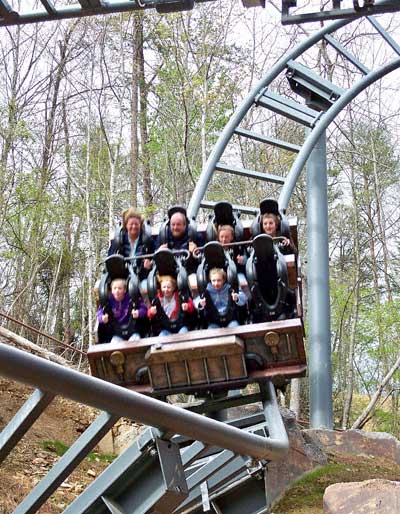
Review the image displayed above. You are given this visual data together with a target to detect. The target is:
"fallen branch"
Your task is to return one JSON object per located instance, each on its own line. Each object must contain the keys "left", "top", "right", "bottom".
{"left": 0, "top": 326, "right": 71, "bottom": 367}
{"left": 351, "top": 354, "right": 400, "bottom": 430}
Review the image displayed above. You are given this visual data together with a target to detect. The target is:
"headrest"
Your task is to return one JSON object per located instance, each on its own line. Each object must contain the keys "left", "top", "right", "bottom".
{"left": 259, "top": 198, "right": 280, "bottom": 217}
{"left": 168, "top": 205, "right": 187, "bottom": 219}
{"left": 214, "top": 201, "right": 234, "bottom": 226}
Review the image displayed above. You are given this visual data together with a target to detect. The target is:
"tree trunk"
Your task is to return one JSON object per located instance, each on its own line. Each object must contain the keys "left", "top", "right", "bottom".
{"left": 130, "top": 14, "right": 141, "bottom": 207}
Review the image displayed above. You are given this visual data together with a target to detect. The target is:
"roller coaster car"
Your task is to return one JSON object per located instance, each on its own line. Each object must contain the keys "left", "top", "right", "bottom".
{"left": 88, "top": 202, "right": 307, "bottom": 398}
{"left": 89, "top": 235, "right": 305, "bottom": 396}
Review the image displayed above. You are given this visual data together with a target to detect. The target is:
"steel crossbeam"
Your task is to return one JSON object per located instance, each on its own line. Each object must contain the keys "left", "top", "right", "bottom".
{"left": 0, "top": 389, "right": 54, "bottom": 464}
{"left": 0, "top": 0, "right": 216, "bottom": 26}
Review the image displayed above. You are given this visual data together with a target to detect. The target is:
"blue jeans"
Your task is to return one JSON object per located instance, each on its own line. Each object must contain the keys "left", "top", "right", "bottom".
{"left": 208, "top": 320, "right": 239, "bottom": 329}
{"left": 111, "top": 332, "right": 140, "bottom": 343}
{"left": 159, "top": 326, "right": 189, "bottom": 337}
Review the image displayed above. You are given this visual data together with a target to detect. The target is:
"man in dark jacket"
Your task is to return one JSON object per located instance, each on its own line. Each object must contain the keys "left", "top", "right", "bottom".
{"left": 155, "top": 206, "right": 203, "bottom": 275}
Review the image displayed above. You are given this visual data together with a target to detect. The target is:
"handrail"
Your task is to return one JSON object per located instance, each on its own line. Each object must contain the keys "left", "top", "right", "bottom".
{"left": 0, "top": 311, "right": 87, "bottom": 356}
{"left": 0, "top": 343, "right": 288, "bottom": 461}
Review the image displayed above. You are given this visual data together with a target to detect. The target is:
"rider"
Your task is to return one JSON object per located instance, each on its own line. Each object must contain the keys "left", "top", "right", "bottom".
{"left": 97, "top": 278, "right": 147, "bottom": 343}
{"left": 195, "top": 268, "right": 246, "bottom": 329}
{"left": 147, "top": 274, "right": 195, "bottom": 336}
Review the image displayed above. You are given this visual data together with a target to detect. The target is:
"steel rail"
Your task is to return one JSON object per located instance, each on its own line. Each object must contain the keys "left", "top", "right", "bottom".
{"left": 279, "top": 56, "right": 400, "bottom": 210}
{"left": 187, "top": 0, "right": 395, "bottom": 218}
{"left": 0, "top": 310, "right": 86, "bottom": 356}
{"left": 0, "top": 343, "right": 289, "bottom": 461}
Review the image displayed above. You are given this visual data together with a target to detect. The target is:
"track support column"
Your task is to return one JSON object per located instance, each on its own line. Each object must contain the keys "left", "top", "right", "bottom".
{"left": 306, "top": 130, "right": 333, "bottom": 429}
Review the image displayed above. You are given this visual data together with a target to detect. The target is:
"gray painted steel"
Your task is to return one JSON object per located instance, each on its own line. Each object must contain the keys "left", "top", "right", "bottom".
{"left": 0, "top": 0, "right": 215, "bottom": 26}
{"left": 306, "top": 131, "right": 333, "bottom": 429}
{"left": 0, "top": 343, "right": 289, "bottom": 461}
{"left": 62, "top": 427, "right": 187, "bottom": 514}
{"left": 187, "top": 12, "right": 357, "bottom": 218}
{"left": 234, "top": 127, "right": 301, "bottom": 152}
{"left": 367, "top": 15, "right": 400, "bottom": 55}
{"left": 200, "top": 200, "right": 258, "bottom": 216}
{"left": 279, "top": 56, "right": 400, "bottom": 211}
{"left": 0, "top": 388, "right": 54, "bottom": 464}
{"left": 215, "top": 162, "right": 285, "bottom": 184}
{"left": 282, "top": 1, "right": 400, "bottom": 25}
{"left": 323, "top": 34, "right": 370, "bottom": 75}
{"left": 14, "top": 411, "right": 118, "bottom": 514}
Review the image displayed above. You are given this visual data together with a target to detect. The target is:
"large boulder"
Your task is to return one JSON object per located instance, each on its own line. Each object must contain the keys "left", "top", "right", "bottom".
{"left": 323, "top": 479, "right": 400, "bottom": 514}
{"left": 304, "top": 429, "right": 400, "bottom": 464}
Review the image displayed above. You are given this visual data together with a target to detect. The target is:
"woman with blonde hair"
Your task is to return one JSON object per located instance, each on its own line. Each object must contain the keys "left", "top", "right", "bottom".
{"left": 108, "top": 207, "right": 154, "bottom": 281}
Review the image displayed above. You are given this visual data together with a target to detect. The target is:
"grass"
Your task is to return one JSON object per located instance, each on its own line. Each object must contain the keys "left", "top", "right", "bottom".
{"left": 42, "top": 440, "right": 116, "bottom": 463}
{"left": 272, "top": 457, "right": 400, "bottom": 514}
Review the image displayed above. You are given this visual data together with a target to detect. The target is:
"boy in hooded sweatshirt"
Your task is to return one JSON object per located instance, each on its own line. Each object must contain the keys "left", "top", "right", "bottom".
{"left": 195, "top": 268, "right": 246, "bottom": 329}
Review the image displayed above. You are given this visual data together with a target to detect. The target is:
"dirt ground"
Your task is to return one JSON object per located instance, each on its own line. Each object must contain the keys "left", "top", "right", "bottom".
{"left": 0, "top": 378, "right": 111, "bottom": 513}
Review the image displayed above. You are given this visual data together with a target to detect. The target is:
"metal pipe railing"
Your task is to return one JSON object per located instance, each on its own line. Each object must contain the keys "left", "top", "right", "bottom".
{"left": 0, "top": 343, "right": 288, "bottom": 461}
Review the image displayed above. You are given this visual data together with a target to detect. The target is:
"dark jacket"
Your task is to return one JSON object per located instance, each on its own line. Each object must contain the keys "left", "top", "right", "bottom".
{"left": 108, "top": 230, "right": 155, "bottom": 280}
{"left": 155, "top": 227, "right": 203, "bottom": 274}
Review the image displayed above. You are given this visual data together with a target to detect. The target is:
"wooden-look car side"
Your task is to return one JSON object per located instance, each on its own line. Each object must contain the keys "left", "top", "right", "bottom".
{"left": 88, "top": 318, "right": 306, "bottom": 397}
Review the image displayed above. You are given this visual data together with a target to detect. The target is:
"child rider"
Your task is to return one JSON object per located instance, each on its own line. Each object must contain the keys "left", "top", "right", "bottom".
{"left": 147, "top": 275, "right": 195, "bottom": 336}
{"left": 97, "top": 278, "right": 147, "bottom": 343}
{"left": 195, "top": 267, "right": 246, "bottom": 329}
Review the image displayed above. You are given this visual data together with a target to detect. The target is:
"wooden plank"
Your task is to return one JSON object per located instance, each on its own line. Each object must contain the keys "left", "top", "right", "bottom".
{"left": 145, "top": 336, "right": 244, "bottom": 364}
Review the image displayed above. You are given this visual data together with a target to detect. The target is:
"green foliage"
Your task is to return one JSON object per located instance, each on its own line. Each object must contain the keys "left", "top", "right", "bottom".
{"left": 41, "top": 440, "right": 116, "bottom": 463}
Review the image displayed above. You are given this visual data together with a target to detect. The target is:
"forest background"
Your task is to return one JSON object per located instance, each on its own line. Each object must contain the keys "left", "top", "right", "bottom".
{"left": 0, "top": 0, "right": 399, "bottom": 437}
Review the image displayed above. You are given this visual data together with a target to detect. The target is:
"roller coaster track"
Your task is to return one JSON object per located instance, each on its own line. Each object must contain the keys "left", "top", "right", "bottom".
{"left": 1, "top": 1, "right": 400, "bottom": 512}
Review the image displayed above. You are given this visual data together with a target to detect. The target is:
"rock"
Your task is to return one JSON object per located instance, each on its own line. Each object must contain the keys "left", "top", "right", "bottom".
{"left": 323, "top": 479, "right": 400, "bottom": 514}
{"left": 266, "top": 408, "right": 328, "bottom": 505}
{"left": 304, "top": 429, "right": 400, "bottom": 464}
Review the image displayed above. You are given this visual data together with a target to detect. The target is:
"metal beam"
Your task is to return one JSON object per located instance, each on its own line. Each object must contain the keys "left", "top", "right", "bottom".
{"left": 0, "top": 344, "right": 289, "bottom": 462}
{"left": 0, "top": 0, "right": 216, "bottom": 26}
{"left": 64, "top": 428, "right": 188, "bottom": 514}
{"left": 13, "top": 411, "right": 118, "bottom": 514}
{"left": 215, "top": 162, "right": 285, "bottom": 184}
{"left": 0, "top": 389, "right": 54, "bottom": 464}
{"left": 0, "top": 0, "right": 18, "bottom": 20}
{"left": 306, "top": 130, "right": 333, "bottom": 429}
{"left": 257, "top": 91, "right": 320, "bottom": 127}
{"left": 367, "top": 15, "right": 400, "bottom": 56}
{"left": 281, "top": 0, "right": 400, "bottom": 25}
{"left": 324, "top": 34, "right": 370, "bottom": 75}
{"left": 188, "top": 14, "right": 358, "bottom": 218}
{"left": 279, "top": 56, "right": 400, "bottom": 210}
{"left": 234, "top": 127, "right": 301, "bottom": 152}
{"left": 200, "top": 200, "right": 258, "bottom": 216}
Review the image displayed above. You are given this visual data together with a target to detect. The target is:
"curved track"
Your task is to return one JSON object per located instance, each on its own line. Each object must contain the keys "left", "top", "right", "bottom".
{"left": 188, "top": 0, "right": 400, "bottom": 216}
